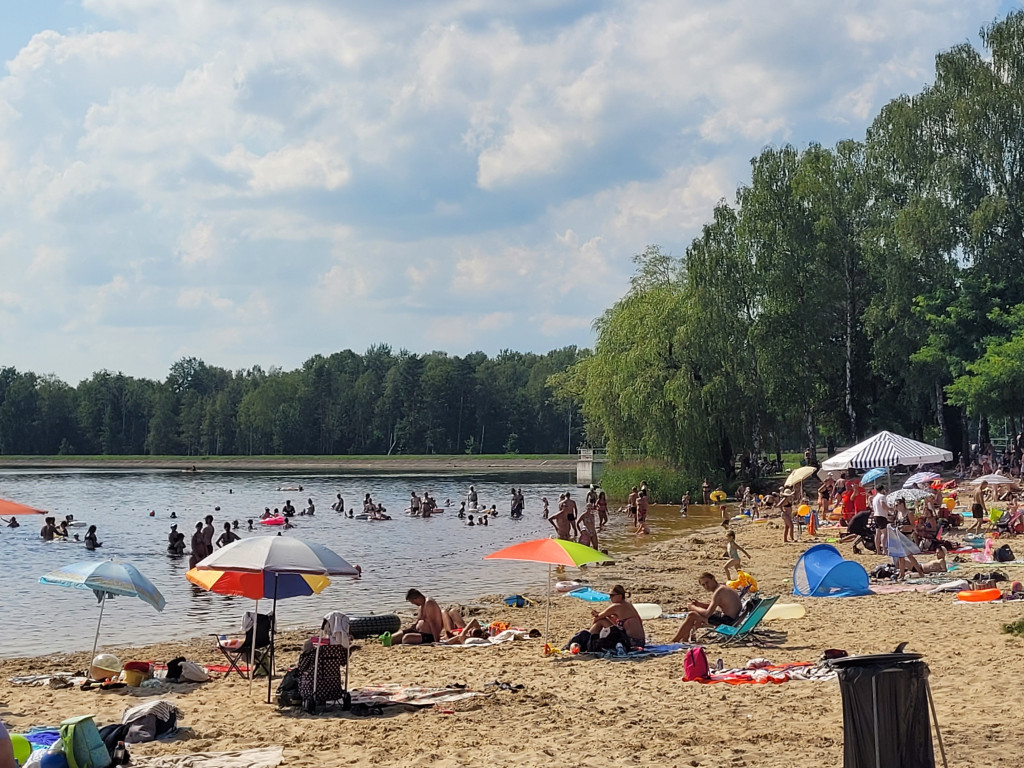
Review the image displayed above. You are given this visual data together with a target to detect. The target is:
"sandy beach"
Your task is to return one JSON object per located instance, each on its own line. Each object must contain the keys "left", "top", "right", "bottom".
{"left": 3, "top": 516, "right": 1022, "bottom": 768}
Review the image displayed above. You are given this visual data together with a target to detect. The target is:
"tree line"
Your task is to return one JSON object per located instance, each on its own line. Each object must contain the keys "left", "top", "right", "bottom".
{"left": 556, "top": 13, "right": 1024, "bottom": 477}
{"left": 0, "top": 346, "right": 587, "bottom": 456}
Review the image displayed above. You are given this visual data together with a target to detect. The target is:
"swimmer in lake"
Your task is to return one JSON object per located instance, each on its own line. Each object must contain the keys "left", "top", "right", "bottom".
{"left": 85, "top": 525, "right": 101, "bottom": 551}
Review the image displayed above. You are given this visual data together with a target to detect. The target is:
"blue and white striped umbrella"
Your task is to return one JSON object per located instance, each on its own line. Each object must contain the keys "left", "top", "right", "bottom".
{"left": 40, "top": 560, "right": 165, "bottom": 662}
{"left": 903, "top": 471, "right": 941, "bottom": 488}
{"left": 821, "top": 431, "right": 952, "bottom": 473}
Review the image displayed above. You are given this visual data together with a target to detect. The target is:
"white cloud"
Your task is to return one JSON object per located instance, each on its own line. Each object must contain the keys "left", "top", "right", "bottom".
{"left": 0, "top": 0, "right": 1009, "bottom": 380}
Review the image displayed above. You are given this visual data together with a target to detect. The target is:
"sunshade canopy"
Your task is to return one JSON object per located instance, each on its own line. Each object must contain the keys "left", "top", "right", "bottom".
{"left": 0, "top": 498, "right": 47, "bottom": 516}
{"left": 186, "top": 567, "right": 330, "bottom": 599}
{"left": 971, "top": 474, "right": 1017, "bottom": 485}
{"left": 40, "top": 560, "right": 166, "bottom": 611}
{"left": 196, "top": 536, "right": 359, "bottom": 576}
{"left": 484, "top": 538, "right": 612, "bottom": 567}
{"left": 819, "top": 431, "right": 952, "bottom": 476}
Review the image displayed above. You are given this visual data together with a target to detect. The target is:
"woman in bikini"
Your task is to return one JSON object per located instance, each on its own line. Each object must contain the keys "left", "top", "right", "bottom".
{"left": 588, "top": 585, "right": 645, "bottom": 650}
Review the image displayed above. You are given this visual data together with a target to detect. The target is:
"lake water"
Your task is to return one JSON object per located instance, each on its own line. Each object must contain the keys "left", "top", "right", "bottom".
{"left": 0, "top": 469, "right": 719, "bottom": 657}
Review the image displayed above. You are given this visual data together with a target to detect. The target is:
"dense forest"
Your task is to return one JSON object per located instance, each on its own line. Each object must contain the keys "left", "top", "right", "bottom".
{"left": 558, "top": 13, "right": 1024, "bottom": 475}
{"left": 0, "top": 347, "right": 587, "bottom": 456}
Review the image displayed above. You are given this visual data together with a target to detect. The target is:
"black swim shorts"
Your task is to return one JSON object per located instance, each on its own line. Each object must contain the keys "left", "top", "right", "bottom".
{"left": 707, "top": 613, "right": 737, "bottom": 627}
{"left": 873, "top": 516, "right": 889, "bottom": 529}
{"left": 971, "top": 503, "right": 984, "bottom": 519}
{"left": 419, "top": 632, "right": 436, "bottom": 644}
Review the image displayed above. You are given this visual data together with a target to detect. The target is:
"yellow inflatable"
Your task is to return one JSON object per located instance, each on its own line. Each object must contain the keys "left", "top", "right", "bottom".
{"left": 943, "top": 497, "right": 955, "bottom": 511}
{"left": 710, "top": 490, "right": 726, "bottom": 503}
{"left": 727, "top": 570, "right": 758, "bottom": 593}
{"left": 797, "top": 504, "right": 810, "bottom": 516}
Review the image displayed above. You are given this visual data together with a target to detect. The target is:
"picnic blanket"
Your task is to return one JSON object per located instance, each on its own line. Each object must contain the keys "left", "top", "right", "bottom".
{"left": 348, "top": 684, "right": 482, "bottom": 708}
{"left": 568, "top": 643, "right": 693, "bottom": 661}
{"left": 132, "top": 747, "right": 284, "bottom": 768}
{"left": 690, "top": 662, "right": 836, "bottom": 685}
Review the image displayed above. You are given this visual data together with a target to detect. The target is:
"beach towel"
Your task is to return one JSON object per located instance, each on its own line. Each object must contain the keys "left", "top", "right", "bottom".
{"left": 131, "top": 746, "right": 284, "bottom": 768}
{"left": 870, "top": 583, "right": 938, "bottom": 594}
{"left": 566, "top": 587, "right": 610, "bottom": 602}
{"left": 569, "top": 643, "right": 693, "bottom": 660}
{"left": 7, "top": 673, "right": 86, "bottom": 687}
{"left": 348, "top": 684, "right": 482, "bottom": 708}
{"left": 688, "top": 662, "right": 836, "bottom": 684}
{"left": 433, "top": 629, "right": 532, "bottom": 648}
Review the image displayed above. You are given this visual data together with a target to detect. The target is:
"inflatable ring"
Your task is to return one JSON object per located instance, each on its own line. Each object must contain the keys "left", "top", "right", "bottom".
{"left": 957, "top": 588, "right": 1001, "bottom": 603}
{"left": 710, "top": 490, "right": 726, "bottom": 503}
{"left": 555, "top": 580, "right": 581, "bottom": 592}
{"left": 348, "top": 613, "right": 402, "bottom": 639}
{"left": 260, "top": 517, "right": 286, "bottom": 526}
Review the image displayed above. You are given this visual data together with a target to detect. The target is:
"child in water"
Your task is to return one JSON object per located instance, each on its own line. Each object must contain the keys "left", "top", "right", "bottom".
{"left": 724, "top": 531, "right": 751, "bottom": 581}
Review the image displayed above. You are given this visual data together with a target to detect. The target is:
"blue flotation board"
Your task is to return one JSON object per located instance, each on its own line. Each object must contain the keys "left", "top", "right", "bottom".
{"left": 567, "top": 586, "right": 610, "bottom": 602}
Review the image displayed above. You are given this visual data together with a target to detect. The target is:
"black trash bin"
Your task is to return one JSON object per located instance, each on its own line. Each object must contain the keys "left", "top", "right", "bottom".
{"left": 831, "top": 651, "right": 939, "bottom": 768}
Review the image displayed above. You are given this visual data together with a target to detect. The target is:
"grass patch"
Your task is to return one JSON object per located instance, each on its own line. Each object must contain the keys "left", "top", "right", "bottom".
{"left": 1003, "top": 618, "right": 1024, "bottom": 637}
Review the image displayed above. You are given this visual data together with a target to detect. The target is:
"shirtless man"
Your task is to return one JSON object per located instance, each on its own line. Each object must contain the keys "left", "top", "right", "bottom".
{"left": 563, "top": 491, "right": 580, "bottom": 538}
{"left": 409, "top": 491, "right": 422, "bottom": 516}
{"left": 467, "top": 486, "right": 478, "bottom": 509}
{"left": 202, "top": 515, "right": 216, "bottom": 554}
{"left": 548, "top": 498, "right": 572, "bottom": 540}
{"left": 626, "top": 486, "right": 639, "bottom": 527}
{"left": 589, "top": 584, "right": 645, "bottom": 649}
{"left": 919, "top": 547, "right": 948, "bottom": 574}
{"left": 393, "top": 589, "right": 444, "bottom": 645}
{"left": 671, "top": 573, "right": 744, "bottom": 643}
{"left": 970, "top": 481, "right": 988, "bottom": 534}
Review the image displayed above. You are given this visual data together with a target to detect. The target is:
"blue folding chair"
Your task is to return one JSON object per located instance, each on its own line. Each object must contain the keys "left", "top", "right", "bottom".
{"left": 704, "top": 595, "right": 780, "bottom": 646}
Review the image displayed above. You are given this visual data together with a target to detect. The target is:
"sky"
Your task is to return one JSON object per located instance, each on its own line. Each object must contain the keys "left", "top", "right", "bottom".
{"left": 0, "top": 0, "right": 1019, "bottom": 383}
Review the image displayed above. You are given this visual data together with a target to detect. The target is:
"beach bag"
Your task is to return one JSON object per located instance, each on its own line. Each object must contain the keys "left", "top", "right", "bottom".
{"left": 565, "top": 629, "right": 592, "bottom": 652}
{"left": 994, "top": 544, "right": 1015, "bottom": 563}
{"left": 60, "top": 715, "right": 112, "bottom": 768}
{"left": 683, "top": 647, "right": 710, "bottom": 681}
{"left": 178, "top": 661, "right": 210, "bottom": 682}
{"left": 589, "top": 625, "right": 629, "bottom": 653}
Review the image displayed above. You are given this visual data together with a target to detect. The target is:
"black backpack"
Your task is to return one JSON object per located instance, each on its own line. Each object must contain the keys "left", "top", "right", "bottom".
{"left": 994, "top": 544, "right": 1015, "bottom": 563}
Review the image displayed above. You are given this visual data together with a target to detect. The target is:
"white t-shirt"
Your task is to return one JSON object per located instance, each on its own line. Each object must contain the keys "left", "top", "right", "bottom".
{"left": 871, "top": 492, "right": 890, "bottom": 519}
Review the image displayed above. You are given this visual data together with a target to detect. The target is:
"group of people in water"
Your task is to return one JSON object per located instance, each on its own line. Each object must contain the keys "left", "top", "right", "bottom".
{"left": 11, "top": 514, "right": 103, "bottom": 551}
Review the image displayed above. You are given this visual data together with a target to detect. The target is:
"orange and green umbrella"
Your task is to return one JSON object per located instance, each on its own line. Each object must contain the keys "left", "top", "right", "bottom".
{"left": 485, "top": 538, "right": 612, "bottom": 646}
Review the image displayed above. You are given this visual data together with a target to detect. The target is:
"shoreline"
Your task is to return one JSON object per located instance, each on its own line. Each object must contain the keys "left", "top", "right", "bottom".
{"left": 2, "top": 514, "right": 1021, "bottom": 767}
{"left": 0, "top": 455, "right": 577, "bottom": 473}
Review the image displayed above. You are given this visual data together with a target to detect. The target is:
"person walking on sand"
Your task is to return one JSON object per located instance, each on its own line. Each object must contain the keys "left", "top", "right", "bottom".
{"left": 723, "top": 531, "right": 750, "bottom": 581}
{"left": 779, "top": 489, "right": 795, "bottom": 543}
{"left": 970, "top": 481, "right": 988, "bottom": 534}
{"left": 392, "top": 589, "right": 444, "bottom": 645}
{"left": 872, "top": 486, "right": 891, "bottom": 555}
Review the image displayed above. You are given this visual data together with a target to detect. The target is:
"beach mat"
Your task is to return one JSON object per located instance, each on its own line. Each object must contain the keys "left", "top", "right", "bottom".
{"left": 566, "top": 587, "right": 610, "bottom": 602}
{"left": 570, "top": 643, "right": 693, "bottom": 661}
{"left": 688, "top": 662, "right": 836, "bottom": 685}
{"left": 349, "top": 684, "right": 482, "bottom": 708}
{"left": 132, "top": 746, "right": 283, "bottom": 768}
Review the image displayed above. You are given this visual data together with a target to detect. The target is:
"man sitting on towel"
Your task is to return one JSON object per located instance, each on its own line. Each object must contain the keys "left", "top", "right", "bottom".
{"left": 671, "top": 573, "right": 743, "bottom": 643}
{"left": 393, "top": 589, "right": 444, "bottom": 645}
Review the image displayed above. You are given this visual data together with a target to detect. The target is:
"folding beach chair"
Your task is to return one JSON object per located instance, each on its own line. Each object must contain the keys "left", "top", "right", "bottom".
{"left": 213, "top": 611, "right": 274, "bottom": 679}
{"left": 702, "top": 595, "right": 780, "bottom": 647}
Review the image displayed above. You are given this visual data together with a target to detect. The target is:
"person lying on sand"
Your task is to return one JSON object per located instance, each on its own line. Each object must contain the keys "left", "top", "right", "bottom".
{"left": 671, "top": 573, "right": 743, "bottom": 643}
{"left": 392, "top": 588, "right": 444, "bottom": 645}
{"left": 589, "top": 585, "right": 645, "bottom": 649}
{"left": 919, "top": 547, "right": 948, "bottom": 574}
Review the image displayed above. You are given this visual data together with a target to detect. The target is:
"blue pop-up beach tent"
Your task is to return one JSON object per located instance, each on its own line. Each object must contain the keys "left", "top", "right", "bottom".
{"left": 792, "top": 544, "right": 871, "bottom": 597}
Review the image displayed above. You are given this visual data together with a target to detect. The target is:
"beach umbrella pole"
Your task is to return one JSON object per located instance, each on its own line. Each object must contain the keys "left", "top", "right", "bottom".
{"left": 248, "top": 598, "right": 258, "bottom": 698}
{"left": 90, "top": 592, "right": 106, "bottom": 662}
{"left": 268, "top": 575, "right": 278, "bottom": 704}
{"left": 545, "top": 564, "right": 551, "bottom": 650}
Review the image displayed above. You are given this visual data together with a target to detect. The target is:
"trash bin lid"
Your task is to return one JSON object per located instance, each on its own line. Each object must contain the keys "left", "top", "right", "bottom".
{"left": 829, "top": 652, "right": 923, "bottom": 668}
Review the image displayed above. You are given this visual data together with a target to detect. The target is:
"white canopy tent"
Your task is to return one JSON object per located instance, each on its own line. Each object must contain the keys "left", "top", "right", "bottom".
{"left": 818, "top": 430, "right": 952, "bottom": 480}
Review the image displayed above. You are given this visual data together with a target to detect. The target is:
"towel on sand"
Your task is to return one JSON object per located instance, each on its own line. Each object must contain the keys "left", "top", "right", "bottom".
{"left": 349, "top": 684, "right": 481, "bottom": 707}
{"left": 433, "top": 629, "right": 532, "bottom": 648}
{"left": 132, "top": 746, "right": 283, "bottom": 768}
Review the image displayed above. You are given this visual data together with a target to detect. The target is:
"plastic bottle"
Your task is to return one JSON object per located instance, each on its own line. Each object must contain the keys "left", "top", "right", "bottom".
{"left": 112, "top": 741, "right": 129, "bottom": 766}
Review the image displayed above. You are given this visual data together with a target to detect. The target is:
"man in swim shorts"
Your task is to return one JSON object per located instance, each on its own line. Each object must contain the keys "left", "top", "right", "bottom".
{"left": 671, "top": 573, "right": 743, "bottom": 643}
{"left": 970, "top": 480, "right": 988, "bottom": 534}
{"left": 393, "top": 589, "right": 444, "bottom": 645}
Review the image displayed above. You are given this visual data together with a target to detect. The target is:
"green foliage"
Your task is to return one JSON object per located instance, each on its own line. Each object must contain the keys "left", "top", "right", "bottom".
{"left": 568, "top": 11, "right": 1024, "bottom": 471}
{"left": 1002, "top": 618, "right": 1024, "bottom": 637}
{"left": 0, "top": 347, "right": 587, "bottom": 457}
{"left": 600, "top": 460, "right": 702, "bottom": 504}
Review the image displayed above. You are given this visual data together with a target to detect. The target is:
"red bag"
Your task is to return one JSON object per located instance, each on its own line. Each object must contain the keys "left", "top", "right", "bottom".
{"left": 684, "top": 646, "right": 710, "bottom": 681}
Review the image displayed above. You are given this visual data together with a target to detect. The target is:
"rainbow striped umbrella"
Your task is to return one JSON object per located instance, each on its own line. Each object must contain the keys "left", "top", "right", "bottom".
{"left": 186, "top": 567, "right": 330, "bottom": 599}
{"left": 485, "top": 538, "right": 611, "bottom": 645}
